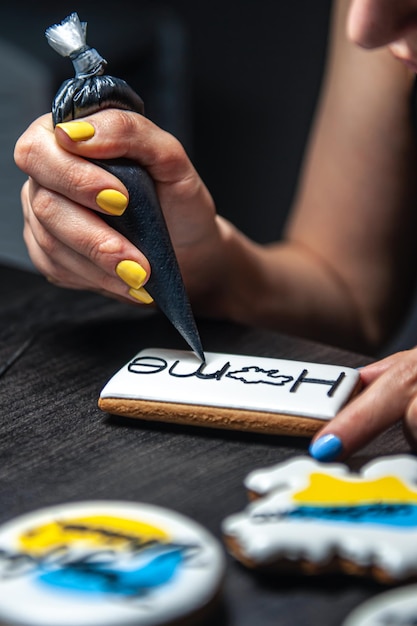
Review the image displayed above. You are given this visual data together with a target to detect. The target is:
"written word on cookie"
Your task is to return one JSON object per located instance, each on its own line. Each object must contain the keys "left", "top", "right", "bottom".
{"left": 98, "top": 349, "right": 360, "bottom": 435}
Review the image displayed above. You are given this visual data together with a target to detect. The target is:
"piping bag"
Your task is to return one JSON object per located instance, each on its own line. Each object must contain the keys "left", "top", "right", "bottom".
{"left": 45, "top": 13, "right": 205, "bottom": 362}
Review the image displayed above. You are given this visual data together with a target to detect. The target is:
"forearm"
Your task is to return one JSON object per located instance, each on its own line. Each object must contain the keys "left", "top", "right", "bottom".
{"left": 202, "top": 217, "right": 368, "bottom": 351}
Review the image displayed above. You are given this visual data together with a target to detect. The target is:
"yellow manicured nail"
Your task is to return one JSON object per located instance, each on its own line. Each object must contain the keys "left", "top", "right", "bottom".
{"left": 129, "top": 286, "right": 154, "bottom": 304}
{"left": 96, "top": 189, "right": 128, "bottom": 216}
{"left": 116, "top": 260, "right": 147, "bottom": 289}
{"left": 56, "top": 121, "right": 95, "bottom": 141}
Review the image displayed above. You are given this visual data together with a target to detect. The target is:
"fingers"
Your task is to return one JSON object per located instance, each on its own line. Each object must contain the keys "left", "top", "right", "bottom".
{"left": 21, "top": 179, "right": 153, "bottom": 304}
{"left": 52, "top": 111, "right": 217, "bottom": 247}
{"left": 357, "top": 351, "right": 409, "bottom": 383}
{"left": 52, "top": 110, "right": 195, "bottom": 183}
{"left": 15, "top": 111, "right": 216, "bottom": 247}
{"left": 309, "top": 347, "right": 417, "bottom": 461}
{"left": 15, "top": 109, "right": 218, "bottom": 304}
{"left": 15, "top": 114, "right": 130, "bottom": 219}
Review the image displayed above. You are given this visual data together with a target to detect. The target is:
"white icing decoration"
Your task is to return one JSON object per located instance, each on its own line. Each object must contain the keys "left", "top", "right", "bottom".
{"left": 244, "top": 457, "right": 348, "bottom": 496}
{"left": 222, "top": 455, "right": 417, "bottom": 579}
{"left": 0, "top": 501, "right": 225, "bottom": 626}
{"left": 362, "top": 455, "right": 417, "bottom": 483}
{"left": 343, "top": 584, "right": 417, "bottom": 626}
{"left": 100, "top": 348, "right": 360, "bottom": 421}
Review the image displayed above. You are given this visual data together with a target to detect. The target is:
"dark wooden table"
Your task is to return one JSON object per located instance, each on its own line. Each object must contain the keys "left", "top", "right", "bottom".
{"left": 0, "top": 263, "right": 409, "bottom": 626}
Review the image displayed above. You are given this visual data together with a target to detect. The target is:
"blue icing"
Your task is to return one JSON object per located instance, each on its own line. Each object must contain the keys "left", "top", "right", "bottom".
{"left": 286, "top": 503, "right": 417, "bottom": 527}
{"left": 37, "top": 548, "right": 185, "bottom": 596}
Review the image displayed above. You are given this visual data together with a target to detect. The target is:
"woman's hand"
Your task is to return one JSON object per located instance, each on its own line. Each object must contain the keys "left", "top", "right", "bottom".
{"left": 309, "top": 347, "right": 417, "bottom": 461}
{"left": 14, "top": 110, "right": 225, "bottom": 307}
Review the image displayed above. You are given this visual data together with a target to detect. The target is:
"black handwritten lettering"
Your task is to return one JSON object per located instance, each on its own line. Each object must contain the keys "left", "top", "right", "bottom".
{"left": 290, "top": 369, "right": 346, "bottom": 397}
{"left": 126, "top": 354, "right": 348, "bottom": 401}
{"left": 226, "top": 366, "right": 293, "bottom": 386}
{"left": 128, "top": 357, "right": 167, "bottom": 375}
{"left": 169, "top": 360, "right": 231, "bottom": 380}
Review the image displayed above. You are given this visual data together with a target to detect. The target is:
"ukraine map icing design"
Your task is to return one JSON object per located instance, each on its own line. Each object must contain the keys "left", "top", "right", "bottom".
{"left": 0, "top": 501, "right": 225, "bottom": 626}
{"left": 222, "top": 455, "right": 417, "bottom": 581}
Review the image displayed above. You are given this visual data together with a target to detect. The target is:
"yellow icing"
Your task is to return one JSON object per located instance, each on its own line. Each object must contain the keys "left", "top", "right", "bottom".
{"left": 19, "top": 515, "right": 169, "bottom": 556}
{"left": 292, "top": 472, "right": 417, "bottom": 506}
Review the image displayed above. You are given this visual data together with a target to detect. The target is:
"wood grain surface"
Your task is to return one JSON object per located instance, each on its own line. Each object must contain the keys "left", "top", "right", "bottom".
{"left": 0, "top": 263, "right": 410, "bottom": 626}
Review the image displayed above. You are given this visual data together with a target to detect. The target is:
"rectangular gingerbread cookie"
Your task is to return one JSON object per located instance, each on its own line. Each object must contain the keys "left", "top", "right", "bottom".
{"left": 98, "top": 348, "right": 361, "bottom": 436}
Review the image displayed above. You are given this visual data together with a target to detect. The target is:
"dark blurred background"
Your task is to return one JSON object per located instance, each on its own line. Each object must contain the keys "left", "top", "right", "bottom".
{"left": 0, "top": 0, "right": 332, "bottom": 268}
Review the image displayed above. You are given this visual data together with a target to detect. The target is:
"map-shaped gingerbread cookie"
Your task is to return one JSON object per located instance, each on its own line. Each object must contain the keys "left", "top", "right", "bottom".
{"left": 222, "top": 455, "right": 417, "bottom": 583}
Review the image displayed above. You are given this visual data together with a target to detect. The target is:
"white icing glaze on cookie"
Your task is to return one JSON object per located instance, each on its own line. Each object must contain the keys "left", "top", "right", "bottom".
{"left": 244, "top": 457, "right": 348, "bottom": 496}
{"left": 0, "top": 501, "right": 225, "bottom": 626}
{"left": 223, "top": 455, "right": 417, "bottom": 580}
{"left": 100, "top": 348, "right": 360, "bottom": 421}
{"left": 343, "top": 584, "right": 417, "bottom": 626}
{"left": 362, "top": 455, "right": 417, "bottom": 482}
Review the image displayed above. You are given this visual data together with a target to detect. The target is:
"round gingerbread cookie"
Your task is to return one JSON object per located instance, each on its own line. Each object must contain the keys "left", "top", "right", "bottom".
{"left": 0, "top": 501, "right": 225, "bottom": 626}
{"left": 343, "top": 585, "right": 417, "bottom": 625}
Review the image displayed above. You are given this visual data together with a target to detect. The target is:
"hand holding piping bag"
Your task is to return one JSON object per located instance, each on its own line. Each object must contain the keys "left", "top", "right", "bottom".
{"left": 45, "top": 13, "right": 204, "bottom": 361}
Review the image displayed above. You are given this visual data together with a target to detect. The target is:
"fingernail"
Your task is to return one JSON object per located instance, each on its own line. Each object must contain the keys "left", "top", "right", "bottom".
{"left": 96, "top": 189, "right": 128, "bottom": 216}
{"left": 129, "top": 286, "right": 154, "bottom": 304}
{"left": 116, "top": 260, "right": 147, "bottom": 289}
{"left": 56, "top": 121, "right": 95, "bottom": 141}
{"left": 309, "top": 434, "right": 343, "bottom": 462}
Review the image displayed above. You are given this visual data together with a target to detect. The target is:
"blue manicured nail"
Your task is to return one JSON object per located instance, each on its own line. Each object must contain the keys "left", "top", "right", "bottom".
{"left": 309, "top": 434, "right": 343, "bottom": 462}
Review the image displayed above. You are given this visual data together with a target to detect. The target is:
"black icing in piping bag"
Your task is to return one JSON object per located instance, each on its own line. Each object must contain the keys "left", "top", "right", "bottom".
{"left": 45, "top": 13, "right": 205, "bottom": 361}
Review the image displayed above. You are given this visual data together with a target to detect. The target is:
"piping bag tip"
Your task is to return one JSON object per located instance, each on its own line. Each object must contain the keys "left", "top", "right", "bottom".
{"left": 96, "top": 158, "right": 206, "bottom": 364}
{"left": 191, "top": 341, "right": 206, "bottom": 363}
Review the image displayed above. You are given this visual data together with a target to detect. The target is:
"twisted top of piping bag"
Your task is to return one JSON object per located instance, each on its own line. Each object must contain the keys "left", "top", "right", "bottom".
{"left": 45, "top": 12, "right": 107, "bottom": 78}
{"left": 45, "top": 13, "right": 145, "bottom": 122}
